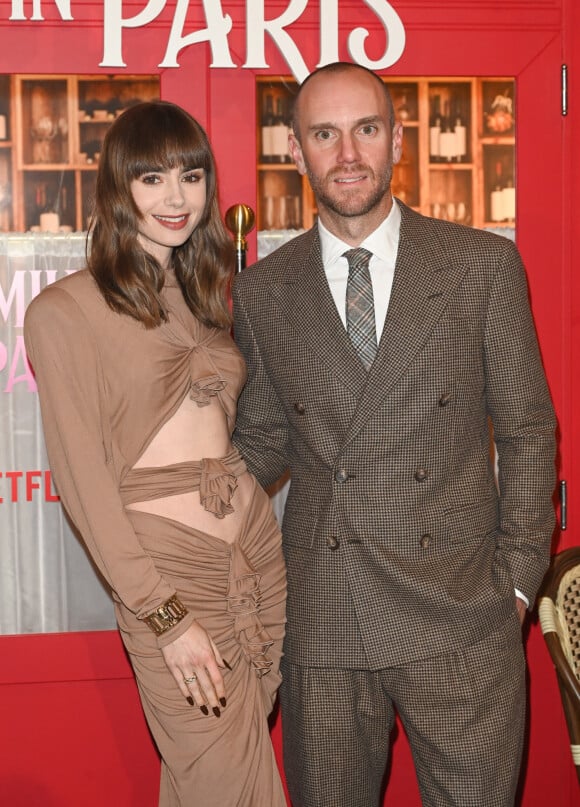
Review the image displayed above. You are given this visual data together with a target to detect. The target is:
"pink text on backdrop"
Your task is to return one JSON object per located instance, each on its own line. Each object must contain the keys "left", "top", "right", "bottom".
{"left": 0, "top": 268, "right": 77, "bottom": 393}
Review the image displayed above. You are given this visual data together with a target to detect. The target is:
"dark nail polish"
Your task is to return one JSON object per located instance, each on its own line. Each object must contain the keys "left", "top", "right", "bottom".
{"left": 223, "top": 659, "right": 232, "bottom": 671}
{"left": 212, "top": 706, "right": 221, "bottom": 718}
{"left": 219, "top": 697, "right": 227, "bottom": 708}
{"left": 186, "top": 696, "right": 194, "bottom": 706}
{"left": 200, "top": 705, "right": 209, "bottom": 716}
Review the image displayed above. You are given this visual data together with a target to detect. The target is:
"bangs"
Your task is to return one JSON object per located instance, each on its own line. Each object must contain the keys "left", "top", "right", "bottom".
{"left": 109, "top": 102, "right": 213, "bottom": 180}
{"left": 127, "top": 133, "right": 212, "bottom": 178}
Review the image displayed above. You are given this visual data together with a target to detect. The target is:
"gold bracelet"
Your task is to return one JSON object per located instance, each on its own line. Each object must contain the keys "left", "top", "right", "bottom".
{"left": 143, "top": 595, "right": 188, "bottom": 636}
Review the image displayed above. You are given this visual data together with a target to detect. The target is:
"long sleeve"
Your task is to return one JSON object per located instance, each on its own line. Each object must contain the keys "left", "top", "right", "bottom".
{"left": 232, "top": 279, "right": 291, "bottom": 488}
{"left": 483, "top": 237, "right": 557, "bottom": 604}
{"left": 24, "top": 285, "right": 195, "bottom": 641}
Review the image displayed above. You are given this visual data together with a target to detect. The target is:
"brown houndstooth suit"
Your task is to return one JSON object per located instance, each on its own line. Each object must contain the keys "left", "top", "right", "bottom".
{"left": 232, "top": 201, "right": 556, "bottom": 807}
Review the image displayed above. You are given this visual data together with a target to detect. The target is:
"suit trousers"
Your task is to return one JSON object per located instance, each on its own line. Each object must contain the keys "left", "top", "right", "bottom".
{"left": 280, "top": 612, "right": 526, "bottom": 807}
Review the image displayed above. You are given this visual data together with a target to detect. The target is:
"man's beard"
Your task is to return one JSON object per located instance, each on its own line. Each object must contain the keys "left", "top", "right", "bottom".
{"left": 305, "top": 161, "right": 393, "bottom": 218}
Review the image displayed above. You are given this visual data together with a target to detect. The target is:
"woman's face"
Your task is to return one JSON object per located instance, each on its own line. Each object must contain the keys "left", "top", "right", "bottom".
{"left": 130, "top": 166, "right": 207, "bottom": 267}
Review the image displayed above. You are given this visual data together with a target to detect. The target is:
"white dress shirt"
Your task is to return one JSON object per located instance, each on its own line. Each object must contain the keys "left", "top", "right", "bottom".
{"left": 318, "top": 200, "right": 401, "bottom": 343}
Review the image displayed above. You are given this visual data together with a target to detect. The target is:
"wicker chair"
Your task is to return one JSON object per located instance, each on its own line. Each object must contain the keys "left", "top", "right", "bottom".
{"left": 539, "top": 546, "right": 580, "bottom": 783}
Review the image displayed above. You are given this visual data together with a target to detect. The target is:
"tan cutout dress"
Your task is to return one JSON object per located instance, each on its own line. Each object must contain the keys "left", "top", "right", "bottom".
{"left": 24, "top": 268, "right": 287, "bottom": 807}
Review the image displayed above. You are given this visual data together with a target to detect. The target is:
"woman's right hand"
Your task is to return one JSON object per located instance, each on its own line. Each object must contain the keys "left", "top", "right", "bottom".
{"left": 161, "top": 620, "right": 228, "bottom": 716}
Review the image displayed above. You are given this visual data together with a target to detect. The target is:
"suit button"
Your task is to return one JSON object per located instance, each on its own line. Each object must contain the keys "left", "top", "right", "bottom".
{"left": 335, "top": 468, "right": 349, "bottom": 483}
{"left": 414, "top": 467, "right": 429, "bottom": 482}
{"left": 438, "top": 392, "right": 452, "bottom": 407}
{"left": 294, "top": 402, "right": 306, "bottom": 415}
{"left": 326, "top": 536, "right": 340, "bottom": 550}
{"left": 420, "top": 533, "right": 432, "bottom": 549}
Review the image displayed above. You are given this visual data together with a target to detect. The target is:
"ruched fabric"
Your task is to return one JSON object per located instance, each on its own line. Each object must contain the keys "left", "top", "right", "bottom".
{"left": 116, "top": 469, "right": 287, "bottom": 806}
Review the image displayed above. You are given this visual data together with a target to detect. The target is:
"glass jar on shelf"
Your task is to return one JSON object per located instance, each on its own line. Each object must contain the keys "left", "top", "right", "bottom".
{"left": 428, "top": 168, "right": 472, "bottom": 225}
{"left": 21, "top": 79, "right": 69, "bottom": 165}
{"left": 258, "top": 169, "right": 302, "bottom": 231}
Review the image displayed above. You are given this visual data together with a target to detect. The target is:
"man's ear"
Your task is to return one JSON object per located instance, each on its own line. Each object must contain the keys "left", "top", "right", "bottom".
{"left": 289, "top": 132, "right": 307, "bottom": 176}
{"left": 392, "top": 121, "right": 404, "bottom": 165}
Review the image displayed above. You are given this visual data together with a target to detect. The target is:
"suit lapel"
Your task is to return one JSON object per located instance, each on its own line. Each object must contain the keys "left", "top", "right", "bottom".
{"left": 268, "top": 229, "right": 368, "bottom": 394}
{"left": 345, "top": 206, "right": 471, "bottom": 442}
{"left": 263, "top": 209, "right": 471, "bottom": 446}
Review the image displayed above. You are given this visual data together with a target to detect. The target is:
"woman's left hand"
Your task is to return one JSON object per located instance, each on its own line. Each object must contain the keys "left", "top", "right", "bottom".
{"left": 161, "top": 619, "right": 228, "bottom": 715}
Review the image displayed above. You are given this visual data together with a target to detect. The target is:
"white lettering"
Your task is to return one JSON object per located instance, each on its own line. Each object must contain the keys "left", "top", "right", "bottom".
{"left": 244, "top": 0, "right": 309, "bottom": 82}
{"left": 9, "top": 0, "right": 27, "bottom": 18}
{"left": 20, "top": 0, "right": 408, "bottom": 82}
{"left": 317, "top": 0, "right": 339, "bottom": 68}
{"left": 100, "top": 0, "right": 166, "bottom": 67}
{"left": 159, "top": 0, "right": 235, "bottom": 68}
{"left": 9, "top": 0, "right": 72, "bottom": 21}
{"left": 347, "top": 0, "right": 405, "bottom": 70}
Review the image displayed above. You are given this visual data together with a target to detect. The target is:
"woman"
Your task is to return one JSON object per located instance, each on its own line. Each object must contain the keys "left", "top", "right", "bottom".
{"left": 24, "top": 101, "right": 287, "bottom": 807}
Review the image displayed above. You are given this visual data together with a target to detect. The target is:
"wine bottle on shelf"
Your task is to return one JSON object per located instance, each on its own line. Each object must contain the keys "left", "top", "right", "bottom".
{"left": 271, "top": 96, "right": 290, "bottom": 164}
{"left": 429, "top": 95, "right": 442, "bottom": 163}
{"left": 501, "top": 175, "right": 516, "bottom": 222}
{"left": 490, "top": 161, "right": 505, "bottom": 222}
{"left": 453, "top": 101, "right": 467, "bottom": 162}
{"left": 260, "top": 93, "right": 275, "bottom": 164}
{"left": 439, "top": 100, "right": 456, "bottom": 162}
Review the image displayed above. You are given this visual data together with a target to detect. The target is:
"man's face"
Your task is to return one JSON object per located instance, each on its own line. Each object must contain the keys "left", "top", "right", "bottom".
{"left": 289, "top": 68, "right": 403, "bottom": 232}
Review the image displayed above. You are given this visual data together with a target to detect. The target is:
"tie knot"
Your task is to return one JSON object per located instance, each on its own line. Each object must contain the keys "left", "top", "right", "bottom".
{"left": 343, "top": 248, "right": 372, "bottom": 273}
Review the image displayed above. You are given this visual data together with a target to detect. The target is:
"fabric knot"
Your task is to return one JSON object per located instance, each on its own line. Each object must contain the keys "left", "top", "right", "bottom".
{"left": 199, "top": 457, "right": 237, "bottom": 518}
{"left": 190, "top": 374, "right": 227, "bottom": 407}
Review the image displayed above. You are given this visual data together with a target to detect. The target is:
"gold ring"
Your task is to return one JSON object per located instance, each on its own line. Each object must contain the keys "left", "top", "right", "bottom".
{"left": 183, "top": 674, "right": 197, "bottom": 684}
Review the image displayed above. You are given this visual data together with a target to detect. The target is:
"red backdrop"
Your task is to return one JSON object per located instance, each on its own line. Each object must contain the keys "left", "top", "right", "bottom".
{"left": 0, "top": 1, "right": 578, "bottom": 804}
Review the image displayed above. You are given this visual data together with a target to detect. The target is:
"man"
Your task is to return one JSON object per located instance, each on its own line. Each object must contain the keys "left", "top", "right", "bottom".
{"left": 232, "top": 62, "right": 556, "bottom": 807}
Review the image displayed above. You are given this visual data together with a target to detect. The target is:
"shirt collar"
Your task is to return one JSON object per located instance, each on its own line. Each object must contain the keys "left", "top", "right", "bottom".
{"left": 318, "top": 199, "right": 402, "bottom": 269}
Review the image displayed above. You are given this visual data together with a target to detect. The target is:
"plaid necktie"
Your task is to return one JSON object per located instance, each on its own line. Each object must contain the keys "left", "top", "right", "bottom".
{"left": 343, "top": 248, "right": 377, "bottom": 370}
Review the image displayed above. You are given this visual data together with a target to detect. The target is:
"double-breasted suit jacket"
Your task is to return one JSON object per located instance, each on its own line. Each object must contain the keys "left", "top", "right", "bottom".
{"left": 232, "top": 201, "right": 556, "bottom": 671}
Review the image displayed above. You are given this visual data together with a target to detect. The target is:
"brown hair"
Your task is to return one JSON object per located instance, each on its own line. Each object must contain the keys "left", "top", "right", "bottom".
{"left": 87, "top": 100, "right": 233, "bottom": 329}
{"left": 291, "top": 62, "right": 395, "bottom": 142}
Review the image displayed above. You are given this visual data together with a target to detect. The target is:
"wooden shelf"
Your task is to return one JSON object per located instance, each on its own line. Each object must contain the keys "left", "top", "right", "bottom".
{"left": 256, "top": 76, "right": 516, "bottom": 234}
{"left": 0, "top": 74, "right": 160, "bottom": 233}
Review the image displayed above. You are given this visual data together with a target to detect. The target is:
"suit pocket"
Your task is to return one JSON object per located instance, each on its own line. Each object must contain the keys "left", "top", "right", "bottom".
{"left": 281, "top": 492, "right": 319, "bottom": 549}
{"left": 444, "top": 497, "right": 498, "bottom": 544}
{"left": 438, "top": 311, "right": 476, "bottom": 326}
